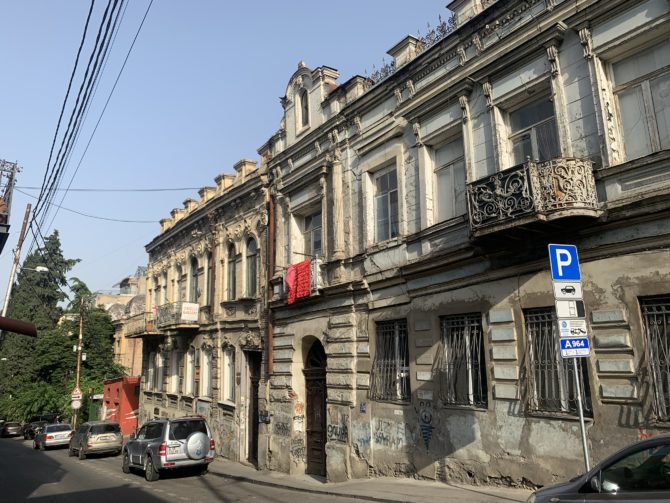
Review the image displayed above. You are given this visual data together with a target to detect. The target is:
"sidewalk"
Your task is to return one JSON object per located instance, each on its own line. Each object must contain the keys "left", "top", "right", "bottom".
{"left": 207, "top": 457, "right": 533, "bottom": 503}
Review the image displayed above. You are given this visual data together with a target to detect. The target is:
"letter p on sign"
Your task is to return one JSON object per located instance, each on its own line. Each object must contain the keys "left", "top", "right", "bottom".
{"left": 548, "top": 244, "right": 581, "bottom": 282}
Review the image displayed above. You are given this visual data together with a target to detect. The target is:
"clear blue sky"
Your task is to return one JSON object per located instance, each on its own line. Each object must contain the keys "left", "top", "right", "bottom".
{"left": 1, "top": 0, "right": 449, "bottom": 299}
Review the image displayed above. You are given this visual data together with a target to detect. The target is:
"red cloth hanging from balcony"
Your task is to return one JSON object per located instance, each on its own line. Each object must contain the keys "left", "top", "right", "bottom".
{"left": 286, "top": 259, "right": 312, "bottom": 304}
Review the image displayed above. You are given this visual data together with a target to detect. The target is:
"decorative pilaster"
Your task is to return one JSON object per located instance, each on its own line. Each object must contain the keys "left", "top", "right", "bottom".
{"left": 546, "top": 42, "right": 573, "bottom": 157}
{"left": 330, "top": 151, "right": 345, "bottom": 260}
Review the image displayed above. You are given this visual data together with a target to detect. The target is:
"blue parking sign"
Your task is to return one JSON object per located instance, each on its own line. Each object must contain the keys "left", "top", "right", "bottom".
{"left": 548, "top": 244, "right": 581, "bottom": 282}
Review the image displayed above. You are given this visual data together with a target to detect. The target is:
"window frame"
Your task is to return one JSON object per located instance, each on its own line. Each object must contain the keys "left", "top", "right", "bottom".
{"left": 433, "top": 136, "right": 467, "bottom": 222}
{"left": 302, "top": 210, "right": 322, "bottom": 257}
{"left": 523, "top": 307, "right": 592, "bottom": 417}
{"left": 298, "top": 88, "right": 309, "bottom": 130}
{"left": 373, "top": 164, "right": 399, "bottom": 243}
{"left": 506, "top": 94, "right": 560, "bottom": 166}
{"left": 221, "top": 347, "right": 236, "bottom": 404}
{"left": 227, "top": 243, "right": 237, "bottom": 301}
{"left": 246, "top": 237, "right": 258, "bottom": 298}
{"left": 611, "top": 39, "right": 670, "bottom": 161}
{"left": 200, "top": 348, "right": 212, "bottom": 398}
{"left": 369, "top": 319, "right": 410, "bottom": 402}
{"left": 435, "top": 313, "right": 488, "bottom": 408}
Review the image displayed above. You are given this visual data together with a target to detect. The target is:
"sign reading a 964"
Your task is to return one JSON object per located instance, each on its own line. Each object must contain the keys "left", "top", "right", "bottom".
{"left": 548, "top": 244, "right": 581, "bottom": 282}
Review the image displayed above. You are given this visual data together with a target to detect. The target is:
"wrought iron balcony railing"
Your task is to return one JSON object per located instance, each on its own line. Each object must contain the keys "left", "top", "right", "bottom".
{"left": 155, "top": 301, "right": 200, "bottom": 329}
{"left": 467, "top": 158, "right": 599, "bottom": 235}
{"left": 125, "top": 312, "right": 157, "bottom": 336}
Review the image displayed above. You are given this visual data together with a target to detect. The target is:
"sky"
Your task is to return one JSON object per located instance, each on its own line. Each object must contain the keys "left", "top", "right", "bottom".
{"left": 1, "top": 0, "right": 449, "bottom": 300}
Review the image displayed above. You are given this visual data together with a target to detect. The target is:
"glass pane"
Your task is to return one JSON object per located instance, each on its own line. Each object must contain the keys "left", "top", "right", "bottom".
{"left": 510, "top": 99, "right": 554, "bottom": 132}
{"left": 619, "top": 86, "right": 653, "bottom": 160}
{"left": 313, "top": 228, "right": 322, "bottom": 255}
{"left": 453, "top": 160, "right": 467, "bottom": 216}
{"left": 613, "top": 40, "right": 670, "bottom": 86}
{"left": 436, "top": 138, "right": 464, "bottom": 167}
{"left": 601, "top": 444, "right": 670, "bottom": 492}
{"left": 651, "top": 74, "right": 670, "bottom": 150}
{"left": 312, "top": 211, "right": 322, "bottom": 229}
{"left": 389, "top": 190, "right": 399, "bottom": 238}
{"left": 375, "top": 193, "right": 389, "bottom": 241}
{"left": 511, "top": 133, "right": 532, "bottom": 164}
{"left": 535, "top": 118, "right": 560, "bottom": 161}
{"left": 388, "top": 169, "right": 397, "bottom": 191}
{"left": 376, "top": 172, "right": 388, "bottom": 193}
{"left": 436, "top": 167, "right": 453, "bottom": 221}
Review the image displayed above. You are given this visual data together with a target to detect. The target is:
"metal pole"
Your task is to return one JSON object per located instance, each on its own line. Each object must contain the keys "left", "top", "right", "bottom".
{"left": 72, "top": 298, "right": 84, "bottom": 429}
{"left": 1, "top": 204, "right": 31, "bottom": 317}
{"left": 573, "top": 357, "right": 590, "bottom": 472}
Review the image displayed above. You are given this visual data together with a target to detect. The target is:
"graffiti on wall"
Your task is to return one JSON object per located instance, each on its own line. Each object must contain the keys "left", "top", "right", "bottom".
{"left": 373, "top": 418, "right": 411, "bottom": 449}
{"left": 274, "top": 421, "right": 291, "bottom": 437}
{"left": 418, "top": 400, "right": 434, "bottom": 449}
{"left": 327, "top": 422, "right": 349, "bottom": 442}
{"left": 290, "top": 437, "right": 305, "bottom": 460}
{"left": 293, "top": 415, "right": 304, "bottom": 433}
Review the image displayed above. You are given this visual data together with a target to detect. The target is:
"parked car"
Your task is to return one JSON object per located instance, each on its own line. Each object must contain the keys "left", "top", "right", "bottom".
{"left": 122, "top": 416, "right": 215, "bottom": 481}
{"left": 1, "top": 422, "right": 22, "bottom": 437}
{"left": 69, "top": 421, "right": 122, "bottom": 459}
{"left": 23, "top": 421, "right": 48, "bottom": 440}
{"left": 526, "top": 434, "right": 670, "bottom": 502}
{"left": 33, "top": 423, "right": 73, "bottom": 451}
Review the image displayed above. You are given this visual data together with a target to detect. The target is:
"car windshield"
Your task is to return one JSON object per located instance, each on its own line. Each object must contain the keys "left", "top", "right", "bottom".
{"left": 169, "top": 420, "right": 207, "bottom": 440}
{"left": 90, "top": 424, "right": 120, "bottom": 434}
{"left": 47, "top": 424, "right": 72, "bottom": 432}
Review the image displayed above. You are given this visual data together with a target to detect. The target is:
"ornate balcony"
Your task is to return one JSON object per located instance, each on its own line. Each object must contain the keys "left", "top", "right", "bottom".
{"left": 467, "top": 158, "right": 599, "bottom": 236}
{"left": 155, "top": 301, "right": 200, "bottom": 330}
{"left": 125, "top": 312, "right": 158, "bottom": 337}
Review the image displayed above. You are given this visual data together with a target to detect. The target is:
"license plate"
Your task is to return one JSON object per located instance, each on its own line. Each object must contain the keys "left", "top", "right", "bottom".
{"left": 56, "top": 434, "right": 66, "bottom": 439}
{"left": 168, "top": 446, "right": 181, "bottom": 455}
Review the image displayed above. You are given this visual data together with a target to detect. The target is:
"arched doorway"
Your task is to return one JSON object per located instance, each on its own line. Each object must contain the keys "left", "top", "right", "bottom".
{"left": 303, "top": 340, "right": 326, "bottom": 476}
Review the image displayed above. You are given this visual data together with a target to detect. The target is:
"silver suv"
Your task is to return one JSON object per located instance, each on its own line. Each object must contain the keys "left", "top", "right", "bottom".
{"left": 122, "top": 416, "right": 215, "bottom": 481}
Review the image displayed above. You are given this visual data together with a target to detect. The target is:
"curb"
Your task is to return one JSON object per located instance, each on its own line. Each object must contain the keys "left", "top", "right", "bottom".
{"left": 208, "top": 469, "right": 413, "bottom": 503}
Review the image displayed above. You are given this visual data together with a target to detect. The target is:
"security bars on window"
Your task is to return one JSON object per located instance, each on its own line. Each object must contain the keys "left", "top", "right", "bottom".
{"left": 524, "top": 308, "right": 592, "bottom": 416}
{"left": 434, "top": 314, "right": 487, "bottom": 407}
{"left": 640, "top": 296, "right": 670, "bottom": 422}
{"left": 369, "top": 319, "right": 410, "bottom": 401}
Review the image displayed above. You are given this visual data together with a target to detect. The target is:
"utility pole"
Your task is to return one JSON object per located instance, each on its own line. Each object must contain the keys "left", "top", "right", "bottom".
{"left": 1, "top": 203, "right": 31, "bottom": 317}
{"left": 72, "top": 298, "right": 85, "bottom": 429}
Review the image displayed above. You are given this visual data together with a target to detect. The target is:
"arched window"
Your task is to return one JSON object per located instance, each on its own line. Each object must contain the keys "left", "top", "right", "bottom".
{"left": 246, "top": 237, "right": 258, "bottom": 297}
{"left": 227, "top": 243, "right": 236, "bottom": 300}
{"left": 299, "top": 89, "right": 309, "bottom": 128}
{"left": 189, "top": 257, "right": 199, "bottom": 303}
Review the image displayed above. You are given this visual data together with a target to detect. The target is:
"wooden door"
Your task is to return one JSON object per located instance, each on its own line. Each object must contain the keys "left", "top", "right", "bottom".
{"left": 247, "top": 351, "right": 261, "bottom": 465}
{"left": 304, "top": 341, "right": 327, "bottom": 476}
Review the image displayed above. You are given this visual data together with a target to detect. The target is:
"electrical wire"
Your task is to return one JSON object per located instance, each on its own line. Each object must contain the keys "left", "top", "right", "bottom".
{"left": 17, "top": 186, "right": 202, "bottom": 193}
{"left": 16, "top": 188, "right": 157, "bottom": 224}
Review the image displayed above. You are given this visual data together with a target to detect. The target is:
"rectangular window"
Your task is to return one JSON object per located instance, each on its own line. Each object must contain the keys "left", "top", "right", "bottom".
{"left": 613, "top": 39, "right": 670, "bottom": 161}
{"left": 193, "top": 348, "right": 201, "bottom": 397}
{"left": 509, "top": 97, "right": 559, "bottom": 165}
{"left": 170, "top": 351, "right": 180, "bottom": 394}
{"left": 222, "top": 348, "right": 236, "bottom": 402}
{"left": 374, "top": 167, "right": 399, "bottom": 242}
{"left": 435, "top": 138, "right": 467, "bottom": 222}
{"left": 303, "top": 211, "right": 322, "bottom": 257}
{"left": 146, "top": 352, "right": 156, "bottom": 391}
{"left": 184, "top": 349, "right": 194, "bottom": 395}
{"left": 201, "top": 350, "right": 212, "bottom": 398}
{"left": 156, "top": 353, "right": 165, "bottom": 392}
{"left": 640, "top": 296, "right": 670, "bottom": 421}
{"left": 434, "top": 314, "right": 487, "bottom": 407}
{"left": 178, "top": 351, "right": 185, "bottom": 394}
{"left": 524, "top": 308, "right": 592, "bottom": 416}
{"left": 369, "top": 319, "right": 410, "bottom": 401}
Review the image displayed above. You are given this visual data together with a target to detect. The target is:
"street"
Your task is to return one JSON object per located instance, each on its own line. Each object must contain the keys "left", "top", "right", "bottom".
{"left": 0, "top": 437, "right": 364, "bottom": 503}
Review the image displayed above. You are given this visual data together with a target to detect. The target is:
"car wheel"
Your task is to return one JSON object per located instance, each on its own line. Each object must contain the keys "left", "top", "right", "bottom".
{"left": 144, "top": 455, "right": 159, "bottom": 482}
{"left": 122, "top": 451, "right": 130, "bottom": 474}
{"left": 78, "top": 445, "right": 86, "bottom": 460}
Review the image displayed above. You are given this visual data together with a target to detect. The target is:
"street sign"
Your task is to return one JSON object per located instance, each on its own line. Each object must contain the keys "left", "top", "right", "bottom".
{"left": 548, "top": 244, "right": 581, "bottom": 281}
{"left": 558, "top": 318, "right": 588, "bottom": 338}
{"left": 560, "top": 337, "right": 591, "bottom": 358}
{"left": 553, "top": 282, "right": 583, "bottom": 300}
{"left": 71, "top": 386, "right": 82, "bottom": 401}
{"left": 71, "top": 399, "right": 82, "bottom": 410}
{"left": 555, "top": 299, "right": 586, "bottom": 319}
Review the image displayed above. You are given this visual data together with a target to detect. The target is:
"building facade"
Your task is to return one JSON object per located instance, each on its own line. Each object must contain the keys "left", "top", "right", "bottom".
{"left": 137, "top": 0, "right": 670, "bottom": 488}
{"left": 136, "top": 160, "right": 268, "bottom": 464}
{"left": 258, "top": 0, "right": 670, "bottom": 486}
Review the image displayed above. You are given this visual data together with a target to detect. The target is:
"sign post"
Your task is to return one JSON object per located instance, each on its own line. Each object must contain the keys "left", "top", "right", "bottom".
{"left": 548, "top": 244, "right": 591, "bottom": 472}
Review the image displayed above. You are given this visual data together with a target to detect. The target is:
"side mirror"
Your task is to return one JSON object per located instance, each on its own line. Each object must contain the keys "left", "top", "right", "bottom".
{"left": 590, "top": 475, "right": 601, "bottom": 493}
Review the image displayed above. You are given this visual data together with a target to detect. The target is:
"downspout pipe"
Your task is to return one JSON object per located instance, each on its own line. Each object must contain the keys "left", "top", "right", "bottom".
{"left": 266, "top": 193, "right": 275, "bottom": 375}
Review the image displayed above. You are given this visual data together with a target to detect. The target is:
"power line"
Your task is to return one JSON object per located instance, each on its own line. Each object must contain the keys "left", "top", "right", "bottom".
{"left": 16, "top": 188, "right": 157, "bottom": 224}
{"left": 17, "top": 186, "right": 203, "bottom": 192}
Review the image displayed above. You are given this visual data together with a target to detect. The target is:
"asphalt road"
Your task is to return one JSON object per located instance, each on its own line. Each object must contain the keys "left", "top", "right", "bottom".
{"left": 0, "top": 436, "right": 363, "bottom": 502}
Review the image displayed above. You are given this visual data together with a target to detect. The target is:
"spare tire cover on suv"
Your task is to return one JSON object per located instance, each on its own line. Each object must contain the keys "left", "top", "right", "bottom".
{"left": 185, "top": 431, "right": 209, "bottom": 460}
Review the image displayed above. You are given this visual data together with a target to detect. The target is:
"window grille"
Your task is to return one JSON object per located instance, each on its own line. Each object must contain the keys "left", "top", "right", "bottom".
{"left": 524, "top": 308, "right": 592, "bottom": 416}
{"left": 640, "top": 296, "right": 670, "bottom": 421}
{"left": 434, "top": 314, "right": 487, "bottom": 407}
{"left": 369, "top": 319, "right": 410, "bottom": 401}
{"left": 193, "top": 348, "right": 201, "bottom": 397}
{"left": 178, "top": 351, "right": 184, "bottom": 394}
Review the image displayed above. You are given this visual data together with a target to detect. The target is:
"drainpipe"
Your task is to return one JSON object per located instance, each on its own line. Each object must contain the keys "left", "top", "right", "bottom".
{"left": 266, "top": 193, "right": 275, "bottom": 375}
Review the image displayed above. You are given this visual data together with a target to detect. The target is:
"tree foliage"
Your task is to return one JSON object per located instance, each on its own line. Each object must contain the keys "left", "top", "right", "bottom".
{"left": 0, "top": 231, "right": 123, "bottom": 422}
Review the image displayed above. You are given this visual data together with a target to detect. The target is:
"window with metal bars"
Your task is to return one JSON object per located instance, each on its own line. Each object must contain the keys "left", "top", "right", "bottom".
{"left": 433, "top": 314, "right": 487, "bottom": 407}
{"left": 178, "top": 351, "right": 184, "bottom": 394}
{"left": 369, "top": 319, "right": 410, "bottom": 402}
{"left": 524, "top": 307, "right": 592, "bottom": 416}
{"left": 640, "top": 296, "right": 670, "bottom": 422}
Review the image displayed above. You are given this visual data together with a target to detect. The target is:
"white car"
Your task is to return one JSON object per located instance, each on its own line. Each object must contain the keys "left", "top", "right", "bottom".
{"left": 33, "top": 423, "right": 73, "bottom": 450}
